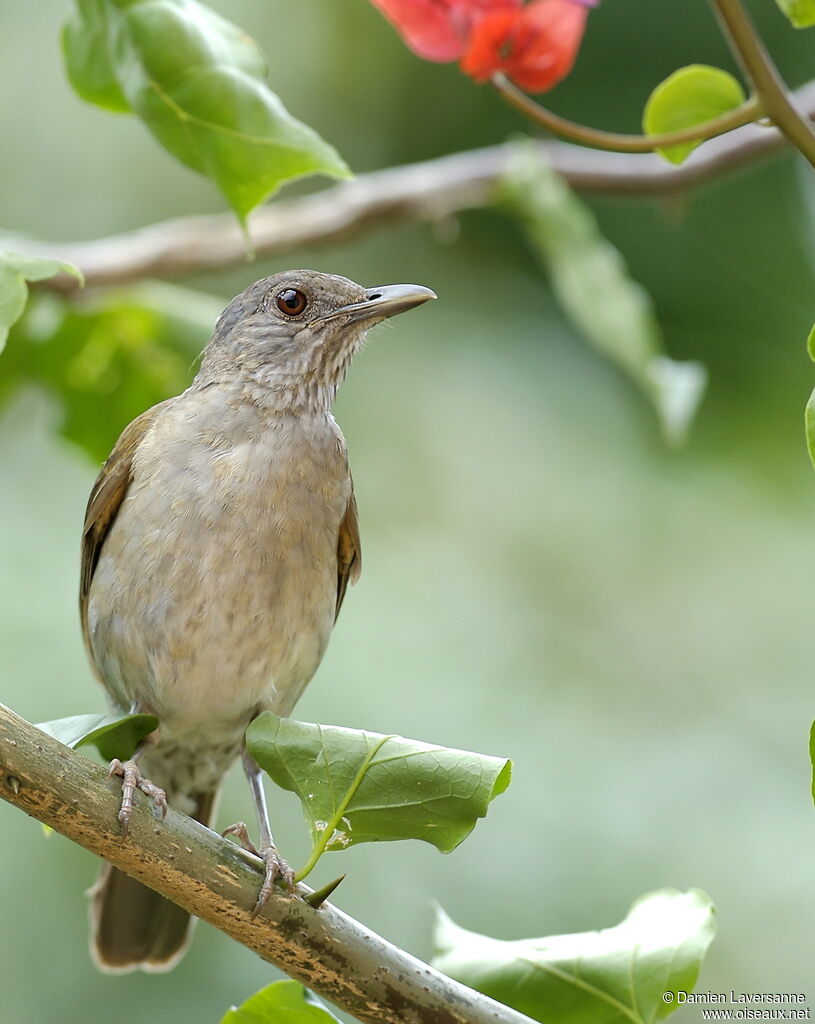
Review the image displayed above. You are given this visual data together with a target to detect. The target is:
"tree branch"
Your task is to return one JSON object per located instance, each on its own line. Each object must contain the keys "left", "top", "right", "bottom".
{"left": 0, "top": 704, "right": 530, "bottom": 1024}
{"left": 5, "top": 81, "right": 814, "bottom": 294}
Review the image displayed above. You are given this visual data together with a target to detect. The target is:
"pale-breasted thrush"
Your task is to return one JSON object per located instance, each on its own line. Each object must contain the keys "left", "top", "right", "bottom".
{"left": 80, "top": 270, "right": 435, "bottom": 971}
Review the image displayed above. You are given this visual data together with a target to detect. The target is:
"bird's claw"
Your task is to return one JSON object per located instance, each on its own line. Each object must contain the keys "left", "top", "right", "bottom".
{"left": 222, "top": 820, "right": 261, "bottom": 857}
{"left": 222, "top": 821, "right": 296, "bottom": 914}
{"left": 107, "top": 758, "right": 167, "bottom": 836}
{"left": 253, "top": 847, "right": 296, "bottom": 916}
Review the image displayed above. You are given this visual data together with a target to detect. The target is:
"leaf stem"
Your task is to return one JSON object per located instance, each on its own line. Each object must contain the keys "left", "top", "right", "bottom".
{"left": 294, "top": 733, "right": 394, "bottom": 883}
{"left": 710, "top": 0, "right": 815, "bottom": 168}
{"left": 491, "top": 72, "right": 763, "bottom": 153}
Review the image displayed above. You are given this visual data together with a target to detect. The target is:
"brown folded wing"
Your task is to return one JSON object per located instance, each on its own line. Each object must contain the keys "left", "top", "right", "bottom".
{"left": 336, "top": 484, "right": 362, "bottom": 619}
{"left": 79, "top": 400, "right": 174, "bottom": 669}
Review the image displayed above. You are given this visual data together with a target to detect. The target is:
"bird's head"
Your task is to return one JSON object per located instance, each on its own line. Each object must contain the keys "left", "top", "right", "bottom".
{"left": 196, "top": 270, "right": 436, "bottom": 411}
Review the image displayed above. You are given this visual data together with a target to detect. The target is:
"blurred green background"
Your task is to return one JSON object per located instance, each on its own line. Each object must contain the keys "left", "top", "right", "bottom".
{"left": 2, "top": 0, "right": 815, "bottom": 1020}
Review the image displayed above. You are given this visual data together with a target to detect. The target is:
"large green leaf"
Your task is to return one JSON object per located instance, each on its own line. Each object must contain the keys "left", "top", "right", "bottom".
{"left": 643, "top": 65, "right": 746, "bottom": 165}
{"left": 1, "top": 282, "right": 217, "bottom": 462}
{"left": 432, "top": 889, "right": 717, "bottom": 1024}
{"left": 775, "top": 0, "right": 815, "bottom": 27}
{"left": 221, "top": 981, "right": 340, "bottom": 1024}
{"left": 36, "top": 712, "right": 158, "bottom": 761}
{"left": 502, "top": 148, "right": 706, "bottom": 445}
{"left": 246, "top": 712, "right": 511, "bottom": 881}
{"left": 62, "top": 0, "right": 129, "bottom": 111}
{"left": 0, "top": 251, "right": 81, "bottom": 353}
{"left": 62, "top": 0, "right": 351, "bottom": 222}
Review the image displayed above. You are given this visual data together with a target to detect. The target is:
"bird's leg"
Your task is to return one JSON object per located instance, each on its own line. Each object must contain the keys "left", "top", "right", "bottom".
{"left": 107, "top": 732, "right": 167, "bottom": 837}
{"left": 223, "top": 749, "right": 295, "bottom": 915}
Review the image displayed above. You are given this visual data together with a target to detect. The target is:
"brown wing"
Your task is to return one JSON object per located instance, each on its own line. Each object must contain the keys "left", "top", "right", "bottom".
{"left": 79, "top": 400, "right": 174, "bottom": 663}
{"left": 335, "top": 483, "right": 362, "bottom": 620}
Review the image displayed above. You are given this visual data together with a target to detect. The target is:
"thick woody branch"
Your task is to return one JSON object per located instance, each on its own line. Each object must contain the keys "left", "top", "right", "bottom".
{"left": 5, "top": 81, "right": 815, "bottom": 295}
{"left": 0, "top": 704, "right": 529, "bottom": 1024}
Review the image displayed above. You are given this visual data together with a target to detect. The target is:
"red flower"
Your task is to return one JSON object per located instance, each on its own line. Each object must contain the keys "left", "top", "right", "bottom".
{"left": 369, "top": 0, "right": 520, "bottom": 63}
{"left": 461, "top": 0, "right": 593, "bottom": 92}
{"left": 370, "top": 0, "right": 596, "bottom": 93}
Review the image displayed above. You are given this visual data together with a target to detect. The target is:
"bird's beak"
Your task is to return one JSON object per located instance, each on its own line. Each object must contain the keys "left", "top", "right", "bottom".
{"left": 332, "top": 283, "right": 437, "bottom": 324}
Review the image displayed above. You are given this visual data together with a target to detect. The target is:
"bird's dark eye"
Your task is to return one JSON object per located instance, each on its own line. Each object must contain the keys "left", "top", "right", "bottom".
{"left": 276, "top": 288, "right": 307, "bottom": 316}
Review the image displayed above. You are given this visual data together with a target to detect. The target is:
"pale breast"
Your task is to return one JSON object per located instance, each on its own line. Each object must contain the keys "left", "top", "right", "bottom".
{"left": 87, "top": 385, "right": 352, "bottom": 732}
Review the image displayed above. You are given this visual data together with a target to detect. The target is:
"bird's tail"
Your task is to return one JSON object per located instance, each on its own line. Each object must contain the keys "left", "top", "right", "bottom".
{"left": 88, "top": 788, "right": 218, "bottom": 973}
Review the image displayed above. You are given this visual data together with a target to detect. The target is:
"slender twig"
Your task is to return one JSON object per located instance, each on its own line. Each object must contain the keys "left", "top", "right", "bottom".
{"left": 0, "top": 704, "right": 530, "bottom": 1024}
{"left": 3, "top": 80, "right": 815, "bottom": 294}
{"left": 491, "top": 72, "right": 763, "bottom": 153}
{"left": 711, "top": 0, "right": 815, "bottom": 167}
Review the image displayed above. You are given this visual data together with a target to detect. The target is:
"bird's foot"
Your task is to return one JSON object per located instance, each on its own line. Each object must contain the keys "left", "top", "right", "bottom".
{"left": 251, "top": 846, "right": 296, "bottom": 916}
{"left": 222, "top": 821, "right": 296, "bottom": 915}
{"left": 107, "top": 758, "right": 167, "bottom": 836}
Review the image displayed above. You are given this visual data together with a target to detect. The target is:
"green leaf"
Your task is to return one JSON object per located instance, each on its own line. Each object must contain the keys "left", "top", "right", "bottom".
{"left": 501, "top": 147, "right": 706, "bottom": 444}
{"left": 809, "top": 721, "right": 815, "bottom": 805}
{"left": 432, "top": 889, "right": 717, "bottom": 1024}
{"left": 805, "top": 385, "right": 815, "bottom": 470}
{"left": 246, "top": 712, "right": 511, "bottom": 881}
{"left": 62, "top": 0, "right": 129, "bottom": 111}
{"left": 0, "top": 251, "right": 81, "bottom": 353}
{"left": 36, "top": 712, "right": 158, "bottom": 761}
{"left": 221, "top": 981, "right": 340, "bottom": 1024}
{"left": 807, "top": 322, "right": 815, "bottom": 361}
{"left": 1, "top": 282, "right": 217, "bottom": 462}
{"left": 774, "top": 0, "right": 815, "bottom": 27}
{"left": 62, "top": 0, "right": 351, "bottom": 222}
{"left": 806, "top": 323, "right": 815, "bottom": 468}
{"left": 643, "top": 65, "right": 746, "bottom": 165}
